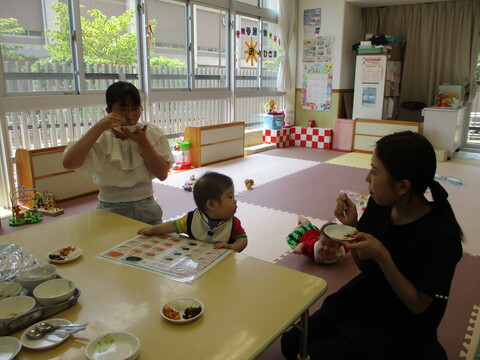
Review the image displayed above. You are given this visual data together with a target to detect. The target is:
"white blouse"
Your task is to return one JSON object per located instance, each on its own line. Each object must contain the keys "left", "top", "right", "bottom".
{"left": 66, "top": 123, "right": 174, "bottom": 203}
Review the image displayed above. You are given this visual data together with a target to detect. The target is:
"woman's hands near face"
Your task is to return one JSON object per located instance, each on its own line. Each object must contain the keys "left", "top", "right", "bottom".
{"left": 100, "top": 112, "right": 126, "bottom": 130}
{"left": 119, "top": 125, "right": 148, "bottom": 143}
{"left": 334, "top": 193, "right": 358, "bottom": 226}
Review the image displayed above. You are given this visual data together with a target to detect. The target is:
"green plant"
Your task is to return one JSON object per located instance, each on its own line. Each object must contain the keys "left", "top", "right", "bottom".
{"left": 0, "top": 18, "right": 26, "bottom": 60}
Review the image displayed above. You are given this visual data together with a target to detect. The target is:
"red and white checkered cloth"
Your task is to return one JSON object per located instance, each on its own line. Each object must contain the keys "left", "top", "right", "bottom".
{"left": 263, "top": 128, "right": 291, "bottom": 148}
{"left": 263, "top": 127, "right": 332, "bottom": 149}
{"left": 289, "top": 126, "right": 332, "bottom": 149}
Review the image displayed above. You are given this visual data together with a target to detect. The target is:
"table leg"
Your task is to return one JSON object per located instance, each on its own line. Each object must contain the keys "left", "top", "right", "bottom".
{"left": 296, "top": 310, "right": 310, "bottom": 360}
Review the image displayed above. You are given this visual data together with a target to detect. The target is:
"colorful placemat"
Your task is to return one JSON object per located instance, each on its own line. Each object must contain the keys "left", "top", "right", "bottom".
{"left": 97, "top": 234, "right": 231, "bottom": 282}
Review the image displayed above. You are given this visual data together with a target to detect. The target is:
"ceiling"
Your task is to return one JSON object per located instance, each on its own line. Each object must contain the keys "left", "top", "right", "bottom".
{"left": 346, "top": 0, "right": 450, "bottom": 7}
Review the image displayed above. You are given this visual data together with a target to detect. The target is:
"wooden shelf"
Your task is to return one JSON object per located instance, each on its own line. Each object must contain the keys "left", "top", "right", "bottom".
{"left": 184, "top": 122, "right": 245, "bottom": 167}
{"left": 353, "top": 118, "right": 423, "bottom": 153}
{"left": 15, "top": 146, "right": 98, "bottom": 203}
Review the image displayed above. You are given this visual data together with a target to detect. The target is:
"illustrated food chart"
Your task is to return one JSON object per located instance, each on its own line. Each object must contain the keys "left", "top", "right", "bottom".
{"left": 97, "top": 235, "right": 231, "bottom": 282}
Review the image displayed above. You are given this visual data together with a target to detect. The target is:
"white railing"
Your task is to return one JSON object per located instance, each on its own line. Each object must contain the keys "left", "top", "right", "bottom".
{"left": 3, "top": 60, "right": 282, "bottom": 153}
{"left": 3, "top": 61, "right": 277, "bottom": 91}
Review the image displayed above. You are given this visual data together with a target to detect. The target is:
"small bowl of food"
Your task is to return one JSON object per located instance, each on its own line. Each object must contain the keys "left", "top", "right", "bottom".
{"left": 17, "top": 263, "right": 57, "bottom": 292}
{"left": 0, "top": 281, "right": 22, "bottom": 300}
{"left": 0, "top": 295, "right": 36, "bottom": 320}
{"left": 324, "top": 224, "right": 358, "bottom": 242}
{"left": 33, "top": 278, "right": 76, "bottom": 306}
{"left": 161, "top": 297, "right": 204, "bottom": 323}
{"left": 86, "top": 332, "right": 140, "bottom": 360}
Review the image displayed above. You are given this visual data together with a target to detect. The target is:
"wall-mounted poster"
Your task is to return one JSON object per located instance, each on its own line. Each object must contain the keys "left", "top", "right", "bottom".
{"left": 302, "top": 36, "right": 334, "bottom": 111}
{"left": 304, "top": 8, "right": 321, "bottom": 37}
{"left": 302, "top": 63, "right": 333, "bottom": 111}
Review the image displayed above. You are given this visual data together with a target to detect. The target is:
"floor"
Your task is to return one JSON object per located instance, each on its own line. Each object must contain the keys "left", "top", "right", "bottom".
{"left": 2, "top": 146, "right": 479, "bottom": 359}
{"left": 2, "top": 147, "right": 480, "bottom": 260}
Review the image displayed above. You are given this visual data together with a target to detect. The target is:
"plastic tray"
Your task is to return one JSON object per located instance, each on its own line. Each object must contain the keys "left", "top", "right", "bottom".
{"left": 0, "top": 287, "right": 81, "bottom": 336}
{"left": 357, "top": 48, "right": 385, "bottom": 54}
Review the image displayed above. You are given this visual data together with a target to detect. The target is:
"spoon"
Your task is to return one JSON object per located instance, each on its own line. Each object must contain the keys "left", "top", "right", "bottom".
{"left": 26, "top": 326, "right": 86, "bottom": 340}
{"left": 36, "top": 321, "right": 88, "bottom": 333}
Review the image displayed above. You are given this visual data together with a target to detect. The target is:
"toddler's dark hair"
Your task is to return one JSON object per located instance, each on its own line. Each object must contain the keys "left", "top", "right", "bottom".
{"left": 193, "top": 171, "right": 234, "bottom": 212}
{"left": 105, "top": 81, "right": 141, "bottom": 109}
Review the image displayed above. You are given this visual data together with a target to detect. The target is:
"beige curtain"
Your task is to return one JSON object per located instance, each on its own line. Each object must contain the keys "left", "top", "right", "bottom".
{"left": 362, "top": 0, "right": 480, "bottom": 121}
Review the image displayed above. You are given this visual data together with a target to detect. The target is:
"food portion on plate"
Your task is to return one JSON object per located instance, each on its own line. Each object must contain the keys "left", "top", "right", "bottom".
{"left": 324, "top": 224, "right": 358, "bottom": 242}
{"left": 48, "top": 246, "right": 83, "bottom": 263}
{"left": 161, "top": 297, "right": 204, "bottom": 323}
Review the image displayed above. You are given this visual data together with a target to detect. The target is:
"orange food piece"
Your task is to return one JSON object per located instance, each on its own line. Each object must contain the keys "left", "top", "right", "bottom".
{"left": 60, "top": 246, "right": 76, "bottom": 256}
{"left": 163, "top": 306, "right": 180, "bottom": 320}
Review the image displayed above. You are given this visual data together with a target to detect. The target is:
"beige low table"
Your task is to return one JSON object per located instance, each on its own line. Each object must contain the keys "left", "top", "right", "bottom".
{"left": 1, "top": 210, "right": 327, "bottom": 359}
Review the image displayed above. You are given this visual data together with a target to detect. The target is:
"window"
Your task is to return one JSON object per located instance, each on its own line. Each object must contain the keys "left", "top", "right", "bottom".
{"left": 261, "top": 20, "right": 281, "bottom": 88}
{"left": 0, "top": 0, "right": 76, "bottom": 93}
{"left": 234, "top": 16, "right": 281, "bottom": 89}
{"left": 235, "top": 15, "right": 259, "bottom": 88}
{"left": 79, "top": 0, "right": 140, "bottom": 90}
{"left": 147, "top": 0, "right": 188, "bottom": 89}
{"left": 193, "top": 4, "right": 228, "bottom": 89}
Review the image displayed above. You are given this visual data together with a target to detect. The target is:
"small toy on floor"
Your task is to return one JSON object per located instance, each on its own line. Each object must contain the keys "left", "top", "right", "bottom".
{"left": 286, "top": 215, "right": 348, "bottom": 264}
{"left": 244, "top": 179, "right": 254, "bottom": 190}
{"left": 182, "top": 175, "right": 197, "bottom": 192}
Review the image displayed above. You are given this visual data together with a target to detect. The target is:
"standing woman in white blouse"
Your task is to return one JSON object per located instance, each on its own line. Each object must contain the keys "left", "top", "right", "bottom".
{"left": 63, "top": 81, "right": 174, "bottom": 225}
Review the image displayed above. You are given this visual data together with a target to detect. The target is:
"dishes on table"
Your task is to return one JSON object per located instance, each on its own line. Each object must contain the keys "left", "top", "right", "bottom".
{"left": 0, "top": 282, "right": 22, "bottom": 300}
{"left": 161, "top": 297, "right": 204, "bottom": 323}
{"left": 86, "top": 332, "right": 140, "bottom": 360}
{"left": 20, "top": 318, "right": 73, "bottom": 350}
{"left": 48, "top": 246, "right": 83, "bottom": 264}
{"left": 324, "top": 224, "right": 358, "bottom": 242}
{"left": 0, "top": 336, "right": 22, "bottom": 360}
{"left": 33, "top": 278, "right": 76, "bottom": 305}
{"left": 16, "top": 263, "right": 57, "bottom": 292}
{"left": 0, "top": 295, "right": 36, "bottom": 320}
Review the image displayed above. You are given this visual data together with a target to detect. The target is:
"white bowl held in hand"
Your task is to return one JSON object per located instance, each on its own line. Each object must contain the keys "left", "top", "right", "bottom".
{"left": 0, "top": 295, "right": 36, "bottom": 320}
{"left": 324, "top": 224, "right": 358, "bottom": 242}
{"left": 17, "top": 263, "right": 57, "bottom": 292}
{"left": 86, "top": 332, "right": 140, "bottom": 360}
{"left": 33, "top": 278, "right": 75, "bottom": 305}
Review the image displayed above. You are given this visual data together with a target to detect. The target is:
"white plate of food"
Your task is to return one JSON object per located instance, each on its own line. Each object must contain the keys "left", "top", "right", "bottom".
{"left": 0, "top": 336, "right": 22, "bottom": 360}
{"left": 48, "top": 246, "right": 82, "bottom": 264}
{"left": 86, "top": 332, "right": 140, "bottom": 360}
{"left": 324, "top": 224, "right": 358, "bottom": 242}
{"left": 161, "top": 297, "right": 204, "bottom": 323}
{"left": 20, "top": 318, "right": 72, "bottom": 350}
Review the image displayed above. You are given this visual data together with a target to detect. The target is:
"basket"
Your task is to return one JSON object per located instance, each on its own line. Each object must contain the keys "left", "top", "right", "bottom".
{"left": 264, "top": 115, "right": 285, "bottom": 130}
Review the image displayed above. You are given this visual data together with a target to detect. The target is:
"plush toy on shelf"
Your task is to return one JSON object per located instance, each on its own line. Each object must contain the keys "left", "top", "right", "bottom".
{"left": 265, "top": 99, "right": 279, "bottom": 115}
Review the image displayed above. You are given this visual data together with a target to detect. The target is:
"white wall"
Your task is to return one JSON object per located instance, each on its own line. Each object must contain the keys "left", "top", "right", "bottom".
{"left": 340, "top": 3, "right": 362, "bottom": 89}
{"left": 296, "top": 0, "right": 362, "bottom": 90}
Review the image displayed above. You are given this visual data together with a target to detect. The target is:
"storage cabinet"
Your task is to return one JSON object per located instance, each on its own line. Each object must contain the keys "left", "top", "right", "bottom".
{"left": 16, "top": 146, "right": 98, "bottom": 202}
{"left": 184, "top": 122, "right": 245, "bottom": 167}
{"left": 422, "top": 107, "right": 465, "bottom": 157}
{"left": 353, "top": 118, "right": 423, "bottom": 153}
